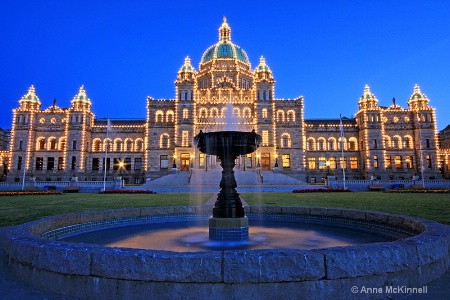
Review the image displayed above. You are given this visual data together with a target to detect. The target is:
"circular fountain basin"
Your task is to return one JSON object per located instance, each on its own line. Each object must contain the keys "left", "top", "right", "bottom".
{"left": 3, "top": 206, "right": 450, "bottom": 300}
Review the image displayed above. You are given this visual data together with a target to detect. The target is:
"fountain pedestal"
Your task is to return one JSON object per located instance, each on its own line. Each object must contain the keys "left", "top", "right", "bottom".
{"left": 194, "top": 130, "right": 261, "bottom": 241}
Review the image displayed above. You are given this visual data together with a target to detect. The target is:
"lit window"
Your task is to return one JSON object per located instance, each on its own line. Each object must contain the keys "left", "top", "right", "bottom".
{"left": 160, "top": 134, "right": 170, "bottom": 149}
{"left": 262, "top": 108, "right": 268, "bottom": 119}
{"left": 406, "top": 156, "right": 413, "bottom": 169}
{"left": 282, "top": 154, "right": 290, "bottom": 168}
{"left": 308, "top": 157, "right": 316, "bottom": 170}
{"left": 339, "top": 157, "right": 347, "bottom": 169}
{"left": 350, "top": 157, "right": 358, "bottom": 169}
{"left": 373, "top": 155, "right": 379, "bottom": 168}
{"left": 262, "top": 130, "right": 269, "bottom": 146}
{"left": 183, "top": 108, "right": 189, "bottom": 119}
{"left": 182, "top": 131, "right": 189, "bottom": 147}
{"left": 281, "top": 133, "right": 291, "bottom": 148}
{"left": 395, "top": 155, "right": 402, "bottom": 169}
{"left": 318, "top": 157, "right": 326, "bottom": 170}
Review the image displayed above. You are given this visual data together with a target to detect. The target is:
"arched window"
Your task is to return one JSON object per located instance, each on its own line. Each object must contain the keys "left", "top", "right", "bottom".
{"left": 125, "top": 139, "right": 133, "bottom": 152}
{"left": 160, "top": 133, "right": 170, "bottom": 149}
{"left": 349, "top": 137, "right": 358, "bottom": 151}
{"left": 232, "top": 107, "right": 240, "bottom": 117}
{"left": 166, "top": 110, "right": 174, "bottom": 123}
{"left": 135, "top": 139, "right": 144, "bottom": 151}
{"left": 37, "top": 138, "right": 45, "bottom": 150}
{"left": 287, "top": 110, "right": 295, "bottom": 122}
{"left": 48, "top": 137, "right": 57, "bottom": 150}
{"left": 317, "top": 138, "right": 325, "bottom": 151}
{"left": 114, "top": 139, "right": 123, "bottom": 152}
{"left": 393, "top": 135, "right": 402, "bottom": 149}
{"left": 338, "top": 137, "right": 347, "bottom": 150}
{"left": 281, "top": 133, "right": 291, "bottom": 148}
{"left": 404, "top": 136, "right": 412, "bottom": 149}
{"left": 155, "top": 110, "right": 164, "bottom": 122}
{"left": 93, "top": 139, "right": 101, "bottom": 152}
{"left": 328, "top": 138, "right": 336, "bottom": 150}
{"left": 199, "top": 108, "right": 208, "bottom": 118}
{"left": 104, "top": 138, "right": 112, "bottom": 152}
{"left": 210, "top": 107, "right": 219, "bottom": 118}
{"left": 277, "top": 110, "right": 285, "bottom": 122}
{"left": 243, "top": 107, "right": 251, "bottom": 118}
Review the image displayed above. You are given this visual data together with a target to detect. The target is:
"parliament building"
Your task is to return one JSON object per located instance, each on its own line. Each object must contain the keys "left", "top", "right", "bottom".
{"left": 2, "top": 18, "right": 449, "bottom": 183}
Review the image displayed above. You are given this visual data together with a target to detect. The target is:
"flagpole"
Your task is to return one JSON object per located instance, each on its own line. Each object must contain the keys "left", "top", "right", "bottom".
{"left": 102, "top": 117, "right": 110, "bottom": 191}
{"left": 340, "top": 114, "right": 346, "bottom": 190}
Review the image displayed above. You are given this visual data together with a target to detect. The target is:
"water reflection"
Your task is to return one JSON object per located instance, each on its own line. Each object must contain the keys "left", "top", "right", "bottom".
{"left": 62, "top": 219, "right": 393, "bottom": 252}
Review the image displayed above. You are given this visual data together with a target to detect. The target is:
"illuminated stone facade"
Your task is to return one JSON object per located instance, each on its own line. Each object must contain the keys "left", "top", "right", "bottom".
{"left": 4, "top": 19, "right": 448, "bottom": 183}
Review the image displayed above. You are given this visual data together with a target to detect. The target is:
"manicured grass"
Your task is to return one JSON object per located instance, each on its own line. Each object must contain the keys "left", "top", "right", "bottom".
{"left": 0, "top": 193, "right": 212, "bottom": 227}
{"left": 0, "top": 192, "right": 448, "bottom": 227}
{"left": 241, "top": 192, "right": 450, "bottom": 225}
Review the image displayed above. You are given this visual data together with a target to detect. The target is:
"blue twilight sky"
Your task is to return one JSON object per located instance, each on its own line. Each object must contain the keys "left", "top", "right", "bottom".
{"left": 1, "top": 1, "right": 449, "bottom": 130}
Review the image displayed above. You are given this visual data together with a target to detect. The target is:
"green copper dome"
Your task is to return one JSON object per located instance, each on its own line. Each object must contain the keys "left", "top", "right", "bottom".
{"left": 200, "top": 18, "right": 250, "bottom": 65}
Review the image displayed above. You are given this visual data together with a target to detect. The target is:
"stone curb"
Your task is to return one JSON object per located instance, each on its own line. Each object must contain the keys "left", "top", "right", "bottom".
{"left": 3, "top": 206, "right": 450, "bottom": 299}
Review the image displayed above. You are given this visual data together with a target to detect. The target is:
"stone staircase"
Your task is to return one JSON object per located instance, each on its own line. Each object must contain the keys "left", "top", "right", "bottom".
{"left": 126, "top": 168, "right": 306, "bottom": 191}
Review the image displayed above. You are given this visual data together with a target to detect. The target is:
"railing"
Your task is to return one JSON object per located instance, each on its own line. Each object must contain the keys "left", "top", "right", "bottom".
{"left": 256, "top": 168, "right": 263, "bottom": 184}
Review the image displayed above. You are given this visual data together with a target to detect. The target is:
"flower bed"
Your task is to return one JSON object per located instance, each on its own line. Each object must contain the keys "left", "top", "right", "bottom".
{"left": 99, "top": 190, "right": 155, "bottom": 194}
{"left": 387, "top": 188, "right": 450, "bottom": 193}
{"left": 292, "top": 188, "right": 351, "bottom": 193}
{"left": 0, "top": 191, "right": 62, "bottom": 196}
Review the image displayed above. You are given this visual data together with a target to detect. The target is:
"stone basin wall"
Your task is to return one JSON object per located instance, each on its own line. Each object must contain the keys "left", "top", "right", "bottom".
{"left": 2, "top": 206, "right": 450, "bottom": 300}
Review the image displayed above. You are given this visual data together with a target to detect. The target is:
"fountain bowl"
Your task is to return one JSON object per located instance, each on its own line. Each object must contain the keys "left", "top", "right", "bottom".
{"left": 194, "top": 130, "right": 261, "bottom": 158}
{"left": 2, "top": 206, "right": 449, "bottom": 300}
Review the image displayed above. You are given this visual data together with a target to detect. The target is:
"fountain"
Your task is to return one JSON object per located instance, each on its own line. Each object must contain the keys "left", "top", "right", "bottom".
{"left": 194, "top": 129, "right": 261, "bottom": 241}
{"left": 2, "top": 105, "right": 450, "bottom": 299}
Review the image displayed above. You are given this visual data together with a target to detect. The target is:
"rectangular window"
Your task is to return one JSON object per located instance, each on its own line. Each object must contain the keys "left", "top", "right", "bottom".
{"left": 71, "top": 156, "right": 76, "bottom": 170}
{"left": 395, "top": 155, "right": 402, "bottom": 169}
{"left": 406, "top": 156, "right": 413, "bottom": 169}
{"left": 124, "top": 158, "right": 131, "bottom": 170}
{"left": 182, "top": 131, "right": 189, "bottom": 147}
{"left": 36, "top": 157, "right": 43, "bottom": 171}
{"left": 58, "top": 157, "right": 63, "bottom": 170}
{"left": 373, "top": 139, "right": 377, "bottom": 149}
{"left": 426, "top": 139, "right": 430, "bottom": 148}
{"left": 199, "top": 153, "right": 205, "bottom": 168}
{"left": 385, "top": 156, "right": 392, "bottom": 169}
{"left": 350, "top": 157, "right": 358, "bottom": 169}
{"left": 308, "top": 157, "right": 316, "bottom": 170}
{"left": 72, "top": 140, "right": 77, "bottom": 150}
{"left": 113, "top": 158, "right": 120, "bottom": 171}
{"left": 339, "top": 157, "right": 347, "bottom": 169}
{"left": 19, "top": 141, "right": 23, "bottom": 150}
{"left": 134, "top": 158, "right": 142, "bottom": 170}
{"left": 329, "top": 157, "right": 337, "bottom": 169}
{"left": 17, "top": 156, "right": 22, "bottom": 171}
{"left": 373, "top": 155, "right": 379, "bottom": 168}
{"left": 262, "top": 130, "right": 269, "bottom": 146}
{"left": 160, "top": 155, "right": 169, "bottom": 169}
{"left": 92, "top": 158, "right": 100, "bottom": 171}
{"left": 103, "top": 158, "right": 111, "bottom": 171}
{"left": 426, "top": 155, "right": 432, "bottom": 168}
{"left": 318, "top": 157, "right": 326, "bottom": 170}
{"left": 282, "top": 154, "right": 290, "bottom": 168}
{"left": 47, "top": 157, "right": 55, "bottom": 170}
